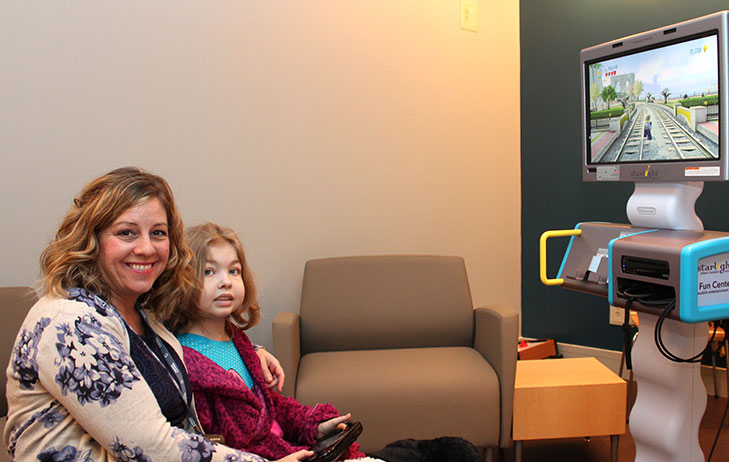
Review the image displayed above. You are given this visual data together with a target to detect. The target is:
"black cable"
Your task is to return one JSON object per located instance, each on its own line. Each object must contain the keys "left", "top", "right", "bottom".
{"left": 619, "top": 285, "right": 659, "bottom": 300}
{"left": 707, "top": 377, "right": 729, "bottom": 462}
{"left": 654, "top": 300, "right": 717, "bottom": 363}
{"left": 707, "top": 319, "right": 727, "bottom": 358}
{"left": 649, "top": 300, "right": 727, "bottom": 461}
{"left": 616, "top": 283, "right": 716, "bottom": 363}
{"left": 618, "top": 283, "right": 728, "bottom": 459}
{"left": 622, "top": 297, "right": 635, "bottom": 370}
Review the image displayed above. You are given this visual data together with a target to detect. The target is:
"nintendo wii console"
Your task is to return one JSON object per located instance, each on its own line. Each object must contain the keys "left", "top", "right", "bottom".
{"left": 553, "top": 221, "right": 729, "bottom": 322}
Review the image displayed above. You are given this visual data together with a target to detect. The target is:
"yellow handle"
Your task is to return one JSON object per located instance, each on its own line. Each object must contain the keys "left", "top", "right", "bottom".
{"left": 540, "top": 228, "right": 582, "bottom": 286}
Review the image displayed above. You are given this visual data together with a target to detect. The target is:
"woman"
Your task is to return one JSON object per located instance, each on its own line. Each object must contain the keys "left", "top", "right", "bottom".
{"left": 4, "top": 167, "right": 310, "bottom": 462}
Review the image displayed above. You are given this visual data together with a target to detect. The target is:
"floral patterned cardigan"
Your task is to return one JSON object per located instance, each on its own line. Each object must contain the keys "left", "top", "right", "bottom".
{"left": 4, "top": 290, "right": 266, "bottom": 462}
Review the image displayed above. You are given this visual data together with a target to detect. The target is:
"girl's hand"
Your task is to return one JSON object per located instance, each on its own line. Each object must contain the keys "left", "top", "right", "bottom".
{"left": 316, "top": 413, "right": 351, "bottom": 439}
{"left": 274, "top": 449, "right": 314, "bottom": 461}
{"left": 256, "top": 347, "right": 285, "bottom": 392}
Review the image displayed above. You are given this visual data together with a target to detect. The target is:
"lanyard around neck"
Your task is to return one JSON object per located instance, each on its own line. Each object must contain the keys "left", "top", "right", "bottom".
{"left": 132, "top": 308, "right": 204, "bottom": 435}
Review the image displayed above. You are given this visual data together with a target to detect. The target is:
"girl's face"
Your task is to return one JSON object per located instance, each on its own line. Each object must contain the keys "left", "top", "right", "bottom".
{"left": 197, "top": 240, "right": 246, "bottom": 321}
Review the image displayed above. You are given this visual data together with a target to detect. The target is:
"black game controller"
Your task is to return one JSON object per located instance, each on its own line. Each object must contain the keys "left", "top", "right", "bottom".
{"left": 303, "top": 421, "right": 363, "bottom": 462}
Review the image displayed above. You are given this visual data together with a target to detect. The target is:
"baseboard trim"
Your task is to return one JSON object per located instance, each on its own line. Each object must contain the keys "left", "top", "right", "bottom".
{"left": 553, "top": 341, "right": 728, "bottom": 399}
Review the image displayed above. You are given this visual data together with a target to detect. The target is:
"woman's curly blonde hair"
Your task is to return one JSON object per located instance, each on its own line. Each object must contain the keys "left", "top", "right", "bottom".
{"left": 39, "top": 166, "right": 198, "bottom": 318}
{"left": 165, "top": 222, "right": 260, "bottom": 333}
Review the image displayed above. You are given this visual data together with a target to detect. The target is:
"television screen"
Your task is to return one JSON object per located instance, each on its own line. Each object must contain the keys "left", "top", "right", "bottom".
{"left": 581, "top": 11, "right": 728, "bottom": 182}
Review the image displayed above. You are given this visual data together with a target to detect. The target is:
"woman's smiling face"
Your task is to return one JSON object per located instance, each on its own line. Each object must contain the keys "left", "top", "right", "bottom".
{"left": 96, "top": 198, "right": 169, "bottom": 310}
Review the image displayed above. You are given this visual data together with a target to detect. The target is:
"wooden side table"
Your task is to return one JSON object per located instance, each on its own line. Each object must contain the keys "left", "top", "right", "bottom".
{"left": 513, "top": 357, "right": 627, "bottom": 462}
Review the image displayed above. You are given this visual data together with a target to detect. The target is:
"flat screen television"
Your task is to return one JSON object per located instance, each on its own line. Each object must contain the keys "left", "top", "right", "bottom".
{"left": 581, "top": 11, "right": 729, "bottom": 182}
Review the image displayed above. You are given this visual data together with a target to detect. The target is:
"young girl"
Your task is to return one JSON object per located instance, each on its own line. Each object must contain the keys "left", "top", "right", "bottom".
{"left": 169, "top": 223, "right": 369, "bottom": 462}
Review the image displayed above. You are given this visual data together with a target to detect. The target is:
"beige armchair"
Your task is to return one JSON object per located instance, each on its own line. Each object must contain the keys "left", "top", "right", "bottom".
{"left": 1, "top": 287, "right": 39, "bottom": 462}
{"left": 273, "top": 255, "right": 518, "bottom": 460}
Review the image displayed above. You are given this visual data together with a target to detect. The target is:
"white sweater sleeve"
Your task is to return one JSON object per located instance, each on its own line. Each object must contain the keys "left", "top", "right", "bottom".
{"left": 5, "top": 296, "right": 268, "bottom": 462}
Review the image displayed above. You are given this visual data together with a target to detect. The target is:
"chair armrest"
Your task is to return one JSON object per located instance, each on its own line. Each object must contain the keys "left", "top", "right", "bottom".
{"left": 272, "top": 311, "right": 301, "bottom": 398}
{"left": 473, "top": 304, "right": 519, "bottom": 448}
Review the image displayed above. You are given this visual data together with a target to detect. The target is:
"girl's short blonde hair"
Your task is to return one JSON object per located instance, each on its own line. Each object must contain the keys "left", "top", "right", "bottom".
{"left": 166, "top": 222, "right": 260, "bottom": 333}
{"left": 39, "top": 166, "right": 198, "bottom": 319}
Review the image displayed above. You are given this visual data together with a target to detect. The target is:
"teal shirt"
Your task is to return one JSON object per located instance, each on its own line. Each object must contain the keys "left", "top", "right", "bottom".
{"left": 177, "top": 333, "right": 255, "bottom": 389}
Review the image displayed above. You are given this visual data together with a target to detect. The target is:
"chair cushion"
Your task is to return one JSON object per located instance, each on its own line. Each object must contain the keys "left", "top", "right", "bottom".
{"left": 300, "top": 256, "right": 474, "bottom": 354}
{"left": 0, "top": 416, "right": 8, "bottom": 462}
{"left": 1, "top": 286, "right": 38, "bottom": 417}
{"left": 294, "top": 347, "right": 500, "bottom": 453}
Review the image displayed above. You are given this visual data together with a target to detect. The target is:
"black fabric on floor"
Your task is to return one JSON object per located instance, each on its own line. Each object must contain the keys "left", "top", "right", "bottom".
{"left": 368, "top": 436, "right": 482, "bottom": 462}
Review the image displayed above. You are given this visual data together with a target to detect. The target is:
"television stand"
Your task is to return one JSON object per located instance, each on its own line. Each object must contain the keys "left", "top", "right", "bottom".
{"left": 626, "top": 181, "right": 708, "bottom": 462}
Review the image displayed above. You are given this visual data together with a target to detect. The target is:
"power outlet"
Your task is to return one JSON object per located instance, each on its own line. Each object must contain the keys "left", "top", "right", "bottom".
{"left": 610, "top": 306, "right": 636, "bottom": 326}
{"left": 460, "top": 0, "right": 478, "bottom": 32}
{"left": 609, "top": 306, "right": 624, "bottom": 325}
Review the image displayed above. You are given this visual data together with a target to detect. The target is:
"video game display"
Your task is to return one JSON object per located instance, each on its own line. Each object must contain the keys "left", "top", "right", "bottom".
{"left": 586, "top": 33, "right": 719, "bottom": 166}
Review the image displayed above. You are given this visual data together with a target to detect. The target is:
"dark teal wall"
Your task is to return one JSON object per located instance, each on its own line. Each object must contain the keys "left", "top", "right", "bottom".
{"left": 520, "top": 0, "right": 729, "bottom": 350}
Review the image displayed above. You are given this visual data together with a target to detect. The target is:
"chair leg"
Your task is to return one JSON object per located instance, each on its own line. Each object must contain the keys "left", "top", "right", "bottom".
{"left": 483, "top": 446, "right": 494, "bottom": 462}
{"left": 514, "top": 441, "right": 522, "bottom": 462}
{"left": 610, "top": 435, "right": 620, "bottom": 462}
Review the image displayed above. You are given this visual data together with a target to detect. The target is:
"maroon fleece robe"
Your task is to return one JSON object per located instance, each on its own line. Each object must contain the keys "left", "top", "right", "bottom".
{"left": 182, "top": 324, "right": 365, "bottom": 460}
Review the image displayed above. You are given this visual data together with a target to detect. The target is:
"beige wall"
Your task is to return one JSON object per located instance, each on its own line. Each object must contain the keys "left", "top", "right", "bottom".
{"left": 0, "top": 1, "right": 521, "bottom": 348}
